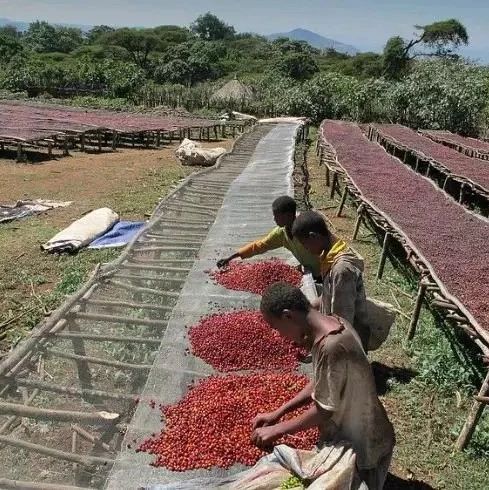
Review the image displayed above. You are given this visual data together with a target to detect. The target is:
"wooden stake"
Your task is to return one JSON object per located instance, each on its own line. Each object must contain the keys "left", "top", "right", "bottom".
{"left": 0, "top": 401, "right": 119, "bottom": 425}
{"left": 456, "top": 370, "right": 489, "bottom": 450}
{"left": 71, "top": 430, "right": 78, "bottom": 472}
{"left": 336, "top": 186, "right": 348, "bottom": 217}
{"left": 352, "top": 205, "right": 364, "bottom": 241}
{"left": 0, "top": 478, "right": 91, "bottom": 490}
{"left": 2, "top": 376, "right": 139, "bottom": 401}
{"left": 0, "top": 435, "right": 114, "bottom": 466}
{"left": 377, "top": 232, "right": 391, "bottom": 280}
{"left": 52, "top": 331, "right": 161, "bottom": 344}
{"left": 407, "top": 281, "right": 427, "bottom": 340}
{"left": 71, "top": 424, "right": 112, "bottom": 452}
{"left": 46, "top": 348, "right": 152, "bottom": 371}
{"left": 330, "top": 172, "right": 338, "bottom": 199}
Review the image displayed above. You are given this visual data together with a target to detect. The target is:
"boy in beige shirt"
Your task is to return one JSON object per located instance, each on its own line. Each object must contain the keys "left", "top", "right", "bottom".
{"left": 252, "top": 282, "right": 395, "bottom": 490}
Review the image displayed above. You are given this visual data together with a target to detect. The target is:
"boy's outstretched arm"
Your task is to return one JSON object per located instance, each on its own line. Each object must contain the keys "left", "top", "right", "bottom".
{"left": 217, "top": 252, "right": 240, "bottom": 268}
{"left": 252, "top": 380, "right": 313, "bottom": 429}
{"left": 217, "top": 228, "right": 284, "bottom": 268}
{"left": 251, "top": 403, "right": 330, "bottom": 447}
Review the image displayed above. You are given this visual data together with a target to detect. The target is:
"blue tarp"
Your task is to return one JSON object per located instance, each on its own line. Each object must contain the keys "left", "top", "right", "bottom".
{"left": 88, "top": 220, "right": 145, "bottom": 249}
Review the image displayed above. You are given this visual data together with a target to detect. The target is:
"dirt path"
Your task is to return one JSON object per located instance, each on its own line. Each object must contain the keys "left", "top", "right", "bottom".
{"left": 0, "top": 141, "right": 233, "bottom": 352}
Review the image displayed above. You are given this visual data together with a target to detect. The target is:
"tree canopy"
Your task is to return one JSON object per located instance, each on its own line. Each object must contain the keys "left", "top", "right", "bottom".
{"left": 191, "top": 12, "right": 235, "bottom": 40}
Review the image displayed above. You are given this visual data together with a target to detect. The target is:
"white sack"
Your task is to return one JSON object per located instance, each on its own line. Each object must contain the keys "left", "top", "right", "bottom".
{"left": 175, "top": 138, "right": 227, "bottom": 167}
{"left": 42, "top": 207, "right": 119, "bottom": 253}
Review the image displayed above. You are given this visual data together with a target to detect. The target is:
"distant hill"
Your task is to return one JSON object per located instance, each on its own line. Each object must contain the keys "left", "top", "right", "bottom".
{"left": 267, "top": 28, "right": 358, "bottom": 55}
{"left": 0, "top": 17, "right": 92, "bottom": 32}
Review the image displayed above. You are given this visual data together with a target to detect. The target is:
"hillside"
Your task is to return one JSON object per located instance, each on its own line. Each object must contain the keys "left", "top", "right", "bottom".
{"left": 267, "top": 28, "right": 358, "bottom": 55}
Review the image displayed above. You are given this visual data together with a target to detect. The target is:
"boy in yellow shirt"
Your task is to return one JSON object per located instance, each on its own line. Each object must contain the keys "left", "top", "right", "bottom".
{"left": 217, "top": 196, "right": 320, "bottom": 278}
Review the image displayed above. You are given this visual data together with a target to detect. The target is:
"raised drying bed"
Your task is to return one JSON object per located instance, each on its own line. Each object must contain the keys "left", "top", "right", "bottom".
{"left": 368, "top": 124, "right": 489, "bottom": 216}
{"left": 319, "top": 119, "right": 489, "bottom": 451}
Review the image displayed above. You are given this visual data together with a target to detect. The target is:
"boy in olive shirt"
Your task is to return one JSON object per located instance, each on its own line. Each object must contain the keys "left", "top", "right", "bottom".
{"left": 252, "top": 282, "right": 395, "bottom": 490}
{"left": 292, "top": 210, "right": 370, "bottom": 349}
{"left": 217, "top": 196, "right": 320, "bottom": 278}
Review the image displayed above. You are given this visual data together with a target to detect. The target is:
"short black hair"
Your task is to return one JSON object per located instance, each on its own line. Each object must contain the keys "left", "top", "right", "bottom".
{"left": 260, "top": 282, "right": 310, "bottom": 317}
{"left": 272, "top": 196, "right": 296, "bottom": 215}
{"left": 291, "top": 210, "right": 330, "bottom": 240}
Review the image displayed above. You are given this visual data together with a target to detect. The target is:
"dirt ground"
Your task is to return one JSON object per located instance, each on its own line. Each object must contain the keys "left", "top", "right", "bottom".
{"left": 0, "top": 140, "right": 233, "bottom": 353}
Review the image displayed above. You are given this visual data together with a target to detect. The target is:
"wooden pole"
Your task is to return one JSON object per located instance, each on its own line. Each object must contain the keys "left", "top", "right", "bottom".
{"left": 377, "top": 232, "right": 391, "bottom": 280}
{"left": 336, "top": 186, "right": 348, "bottom": 217}
{"left": 456, "top": 370, "right": 489, "bottom": 450}
{"left": 0, "top": 479, "right": 91, "bottom": 490}
{"left": 52, "top": 331, "right": 161, "bottom": 344}
{"left": 0, "top": 401, "right": 119, "bottom": 425}
{"left": 2, "top": 376, "right": 138, "bottom": 401}
{"left": 352, "top": 205, "right": 364, "bottom": 241}
{"left": 330, "top": 172, "right": 338, "bottom": 199}
{"left": 71, "top": 424, "right": 112, "bottom": 452}
{"left": 46, "top": 348, "right": 152, "bottom": 371}
{"left": 0, "top": 435, "right": 114, "bottom": 466}
{"left": 407, "top": 281, "right": 427, "bottom": 340}
{"left": 112, "top": 131, "right": 118, "bottom": 150}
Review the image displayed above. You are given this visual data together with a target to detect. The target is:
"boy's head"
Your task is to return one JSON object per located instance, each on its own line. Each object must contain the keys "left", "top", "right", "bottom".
{"left": 272, "top": 196, "right": 296, "bottom": 228}
{"left": 292, "top": 210, "right": 332, "bottom": 255}
{"left": 260, "top": 282, "right": 311, "bottom": 345}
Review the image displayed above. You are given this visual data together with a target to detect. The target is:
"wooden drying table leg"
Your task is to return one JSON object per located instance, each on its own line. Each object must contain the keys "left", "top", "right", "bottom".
{"left": 456, "top": 370, "right": 489, "bottom": 450}
{"left": 336, "top": 186, "right": 348, "bottom": 217}
{"left": 352, "top": 205, "right": 365, "bottom": 241}
{"left": 377, "top": 232, "right": 391, "bottom": 280}
{"left": 407, "top": 281, "right": 427, "bottom": 340}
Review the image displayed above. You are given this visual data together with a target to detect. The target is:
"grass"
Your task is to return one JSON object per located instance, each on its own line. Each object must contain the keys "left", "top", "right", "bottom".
{"left": 306, "top": 127, "right": 489, "bottom": 489}
{"left": 0, "top": 141, "right": 233, "bottom": 354}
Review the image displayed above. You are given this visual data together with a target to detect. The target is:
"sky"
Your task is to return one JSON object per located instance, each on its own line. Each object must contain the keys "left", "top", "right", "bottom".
{"left": 1, "top": 0, "right": 488, "bottom": 59}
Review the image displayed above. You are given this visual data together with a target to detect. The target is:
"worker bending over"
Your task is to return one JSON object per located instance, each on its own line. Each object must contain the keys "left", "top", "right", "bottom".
{"left": 252, "top": 282, "right": 395, "bottom": 490}
{"left": 217, "top": 196, "right": 320, "bottom": 278}
{"left": 291, "top": 210, "right": 370, "bottom": 349}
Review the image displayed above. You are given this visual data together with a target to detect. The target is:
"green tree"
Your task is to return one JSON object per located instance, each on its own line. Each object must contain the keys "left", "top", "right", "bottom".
{"left": 24, "top": 21, "right": 83, "bottom": 53}
{"left": 408, "top": 19, "right": 469, "bottom": 57}
{"left": 382, "top": 19, "right": 468, "bottom": 79}
{"left": 274, "top": 51, "right": 319, "bottom": 81}
{"left": 383, "top": 36, "right": 409, "bottom": 79}
{"left": 0, "top": 32, "right": 24, "bottom": 61}
{"left": 101, "top": 28, "right": 162, "bottom": 68}
{"left": 191, "top": 12, "right": 235, "bottom": 40}
{"left": 86, "top": 25, "right": 115, "bottom": 44}
{"left": 153, "top": 25, "right": 192, "bottom": 44}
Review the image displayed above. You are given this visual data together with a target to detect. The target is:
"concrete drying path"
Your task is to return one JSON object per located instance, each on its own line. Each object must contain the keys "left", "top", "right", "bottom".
{"left": 106, "top": 122, "right": 301, "bottom": 489}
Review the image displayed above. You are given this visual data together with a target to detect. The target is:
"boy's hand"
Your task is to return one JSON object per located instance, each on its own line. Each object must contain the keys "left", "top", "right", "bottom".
{"left": 251, "top": 425, "right": 283, "bottom": 448}
{"left": 251, "top": 411, "right": 280, "bottom": 429}
{"left": 217, "top": 257, "right": 231, "bottom": 268}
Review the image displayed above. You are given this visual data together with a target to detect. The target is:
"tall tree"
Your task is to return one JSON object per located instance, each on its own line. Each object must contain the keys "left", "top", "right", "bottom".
{"left": 101, "top": 28, "right": 162, "bottom": 68}
{"left": 383, "top": 36, "right": 409, "bottom": 79}
{"left": 24, "top": 21, "right": 83, "bottom": 53}
{"left": 382, "top": 18, "right": 469, "bottom": 79}
{"left": 191, "top": 13, "right": 235, "bottom": 40}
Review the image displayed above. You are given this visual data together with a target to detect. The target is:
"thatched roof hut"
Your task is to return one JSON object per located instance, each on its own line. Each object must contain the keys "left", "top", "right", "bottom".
{"left": 210, "top": 78, "right": 254, "bottom": 103}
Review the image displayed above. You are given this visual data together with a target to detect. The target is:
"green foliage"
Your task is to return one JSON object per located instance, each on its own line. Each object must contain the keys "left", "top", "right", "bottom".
{"left": 100, "top": 28, "right": 162, "bottom": 68}
{"left": 0, "top": 32, "right": 24, "bottom": 61}
{"left": 389, "top": 60, "right": 489, "bottom": 134}
{"left": 24, "top": 21, "right": 83, "bottom": 53}
{"left": 191, "top": 12, "right": 235, "bottom": 41}
{"left": 383, "top": 36, "right": 409, "bottom": 79}
{"left": 417, "top": 18, "right": 469, "bottom": 55}
{"left": 86, "top": 25, "right": 115, "bottom": 44}
{"left": 274, "top": 51, "right": 319, "bottom": 81}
